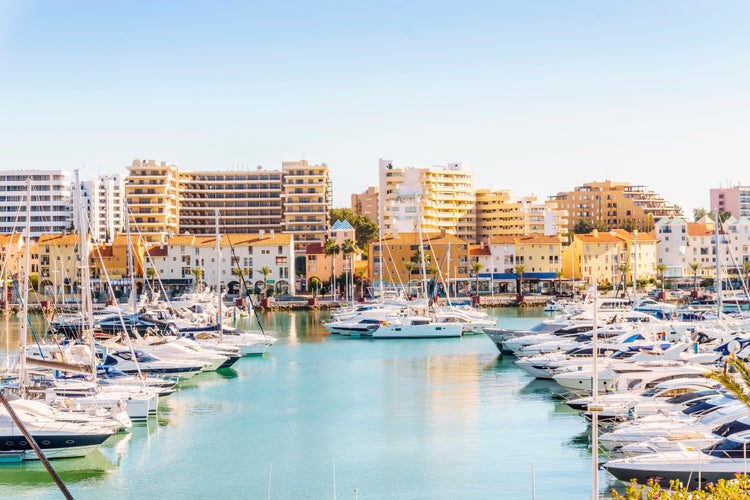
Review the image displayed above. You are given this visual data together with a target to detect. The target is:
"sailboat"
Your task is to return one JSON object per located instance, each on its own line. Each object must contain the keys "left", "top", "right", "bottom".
{"left": 1, "top": 179, "right": 119, "bottom": 461}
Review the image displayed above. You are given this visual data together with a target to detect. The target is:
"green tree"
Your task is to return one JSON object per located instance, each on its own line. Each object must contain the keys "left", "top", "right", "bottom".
{"left": 29, "top": 274, "right": 39, "bottom": 292}
{"left": 573, "top": 219, "right": 593, "bottom": 234}
{"left": 744, "top": 260, "right": 750, "bottom": 290}
{"left": 594, "top": 219, "right": 609, "bottom": 232}
{"left": 324, "top": 239, "right": 340, "bottom": 300}
{"left": 622, "top": 219, "right": 637, "bottom": 232}
{"left": 308, "top": 276, "right": 321, "bottom": 299}
{"left": 257, "top": 265, "right": 271, "bottom": 298}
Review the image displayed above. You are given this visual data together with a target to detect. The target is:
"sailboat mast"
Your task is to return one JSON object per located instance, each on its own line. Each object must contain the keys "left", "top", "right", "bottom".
{"left": 715, "top": 209, "right": 723, "bottom": 316}
{"left": 74, "top": 170, "right": 97, "bottom": 381}
{"left": 215, "top": 209, "right": 222, "bottom": 337}
{"left": 18, "top": 179, "right": 32, "bottom": 396}
{"left": 415, "top": 198, "right": 428, "bottom": 299}
{"left": 125, "top": 205, "right": 137, "bottom": 313}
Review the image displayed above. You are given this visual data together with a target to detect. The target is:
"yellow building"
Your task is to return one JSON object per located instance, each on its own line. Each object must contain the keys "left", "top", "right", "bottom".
{"left": 561, "top": 229, "right": 624, "bottom": 286}
{"left": 368, "top": 231, "right": 469, "bottom": 290}
{"left": 550, "top": 180, "right": 679, "bottom": 233}
{"left": 475, "top": 189, "right": 568, "bottom": 240}
{"left": 610, "top": 229, "right": 659, "bottom": 285}
{"left": 37, "top": 232, "right": 89, "bottom": 296}
{"left": 125, "top": 159, "right": 181, "bottom": 243}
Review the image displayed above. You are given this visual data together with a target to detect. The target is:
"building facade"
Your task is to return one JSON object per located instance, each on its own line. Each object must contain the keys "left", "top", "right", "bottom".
{"left": 710, "top": 186, "right": 750, "bottom": 218}
{"left": 549, "top": 180, "right": 678, "bottom": 233}
{"left": 281, "top": 160, "right": 332, "bottom": 256}
{"left": 178, "top": 167, "right": 283, "bottom": 235}
{"left": 351, "top": 186, "right": 379, "bottom": 223}
{"left": 81, "top": 173, "right": 126, "bottom": 242}
{"left": 475, "top": 189, "right": 568, "bottom": 240}
{"left": 378, "top": 159, "right": 476, "bottom": 242}
{"left": 0, "top": 170, "right": 72, "bottom": 237}
{"left": 125, "top": 160, "right": 181, "bottom": 243}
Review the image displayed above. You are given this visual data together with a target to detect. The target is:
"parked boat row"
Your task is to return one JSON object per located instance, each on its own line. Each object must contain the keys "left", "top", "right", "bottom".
{"left": 484, "top": 292, "right": 750, "bottom": 489}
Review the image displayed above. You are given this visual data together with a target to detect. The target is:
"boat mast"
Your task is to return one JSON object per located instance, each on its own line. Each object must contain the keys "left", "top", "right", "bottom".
{"left": 215, "top": 208, "right": 222, "bottom": 338}
{"left": 415, "top": 197, "right": 428, "bottom": 300}
{"left": 74, "top": 170, "right": 97, "bottom": 381}
{"left": 715, "top": 209, "right": 723, "bottom": 317}
{"left": 18, "top": 179, "right": 32, "bottom": 397}
{"left": 125, "top": 205, "right": 137, "bottom": 314}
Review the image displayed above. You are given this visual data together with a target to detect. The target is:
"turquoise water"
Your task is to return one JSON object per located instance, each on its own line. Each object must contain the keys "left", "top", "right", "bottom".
{"left": 0, "top": 308, "right": 620, "bottom": 499}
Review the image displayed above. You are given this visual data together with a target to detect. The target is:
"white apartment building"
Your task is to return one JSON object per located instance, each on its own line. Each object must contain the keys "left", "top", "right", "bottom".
{"left": 145, "top": 231, "right": 295, "bottom": 295}
{"left": 654, "top": 215, "right": 750, "bottom": 280}
{"left": 378, "top": 158, "right": 476, "bottom": 242}
{"left": 0, "top": 170, "right": 72, "bottom": 237}
{"left": 80, "top": 174, "right": 126, "bottom": 242}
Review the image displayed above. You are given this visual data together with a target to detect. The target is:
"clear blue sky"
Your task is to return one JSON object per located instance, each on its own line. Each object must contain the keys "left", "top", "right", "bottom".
{"left": 1, "top": 1, "right": 749, "bottom": 216}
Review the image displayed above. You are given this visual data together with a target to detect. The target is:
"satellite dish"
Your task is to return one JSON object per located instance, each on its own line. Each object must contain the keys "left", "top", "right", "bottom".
{"left": 728, "top": 340, "right": 741, "bottom": 354}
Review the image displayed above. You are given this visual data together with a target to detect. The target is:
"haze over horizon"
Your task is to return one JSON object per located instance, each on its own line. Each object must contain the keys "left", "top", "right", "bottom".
{"left": 2, "top": 1, "right": 749, "bottom": 218}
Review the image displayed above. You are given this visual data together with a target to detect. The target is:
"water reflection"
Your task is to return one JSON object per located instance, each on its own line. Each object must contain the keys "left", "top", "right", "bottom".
{"left": 0, "top": 448, "right": 116, "bottom": 487}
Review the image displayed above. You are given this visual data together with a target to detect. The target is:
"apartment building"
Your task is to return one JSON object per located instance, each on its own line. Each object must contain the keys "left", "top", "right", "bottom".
{"left": 379, "top": 159, "right": 476, "bottom": 242}
{"left": 178, "top": 167, "right": 283, "bottom": 235}
{"left": 0, "top": 170, "right": 72, "bottom": 237}
{"left": 710, "top": 186, "right": 750, "bottom": 217}
{"left": 367, "top": 230, "right": 469, "bottom": 291}
{"left": 125, "top": 160, "right": 180, "bottom": 243}
{"left": 281, "top": 160, "right": 332, "bottom": 256}
{"left": 549, "top": 180, "right": 678, "bottom": 233}
{"left": 475, "top": 189, "right": 568, "bottom": 240}
{"left": 80, "top": 173, "right": 126, "bottom": 242}
{"left": 305, "top": 219, "right": 361, "bottom": 292}
{"left": 351, "top": 186, "right": 379, "bottom": 223}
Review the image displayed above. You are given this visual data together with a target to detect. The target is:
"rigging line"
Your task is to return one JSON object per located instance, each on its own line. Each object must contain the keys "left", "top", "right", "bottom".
{"left": 219, "top": 225, "right": 268, "bottom": 337}
{"left": 124, "top": 206, "right": 170, "bottom": 303}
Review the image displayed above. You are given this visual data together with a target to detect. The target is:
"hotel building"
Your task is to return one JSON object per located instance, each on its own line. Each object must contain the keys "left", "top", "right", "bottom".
{"left": 281, "top": 160, "right": 332, "bottom": 256}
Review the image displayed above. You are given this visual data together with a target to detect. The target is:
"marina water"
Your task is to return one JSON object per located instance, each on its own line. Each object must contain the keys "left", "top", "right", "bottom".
{"left": 1, "top": 307, "right": 620, "bottom": 499}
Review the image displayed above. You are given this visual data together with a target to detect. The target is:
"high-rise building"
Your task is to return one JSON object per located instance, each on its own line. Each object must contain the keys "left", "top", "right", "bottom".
{"left": 351, "top": 186, "right": 379, "bottom": 223}
{"left": 179, "top": 167, "right": 283, "bottom": 235}
{"left": 378, "top": 159, "right": 476, "bottom": 242}
{"left": 475, "top": 189, "right": 568, "bottom": 240}
{"left": 125, "top": 160, "right": 180, "bottom": 242}
{"left": 80, "top": 173, "right": 126, "bottom": 242}
{"left": 549, "top": 180, "right": 678, "bottom": 233}
{"left": 281, "top": 160, "right": 332, "bottom": 256}
{"left": 0, "top": 170, "right": 72, "bottom": 237}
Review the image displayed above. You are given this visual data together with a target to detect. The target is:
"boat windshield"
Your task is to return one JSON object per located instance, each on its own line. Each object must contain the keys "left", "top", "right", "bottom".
{"left": 705, "top": 438, "right": 750, "bottom": 458}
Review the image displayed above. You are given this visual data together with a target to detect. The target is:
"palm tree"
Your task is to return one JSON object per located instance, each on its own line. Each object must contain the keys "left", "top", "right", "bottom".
{"left": 257, "top": 265, "right": 272, "bottom": 298}
{"left": 657, "top": 263, "right": 668, "bottom": 299}
{"left": 191, "top": 266, "right": 204, "bottom": 290}
{"left": 341, "top": 238, "right": 358, "bottom": 303}
{"left": 233, "top": 267, "right": 248, "bottom": 296}
{"left": 744, "top": 261, "right": 750, "bottom": 291}
{"left": 309, "top": 276, "right": 321, "bottom": 300}
{"left": 471, "top": 262, "right": 484, "bottom": 296}
{"left": 514, "top": 264, "right": 526, "bottom": 296}
{"left": 689, "top": 262, "right": 702, "bottom": 294}
{"left": 555, "top": 271, "right": 563, "bottom": 295}
{"left": 324, "top": 239, "right": 340, "bottom": 300}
